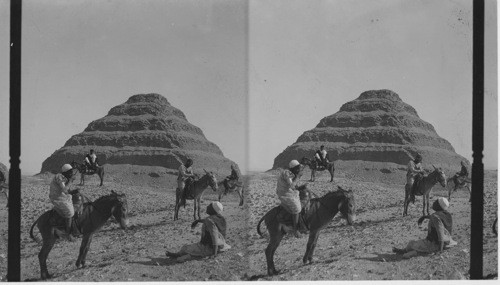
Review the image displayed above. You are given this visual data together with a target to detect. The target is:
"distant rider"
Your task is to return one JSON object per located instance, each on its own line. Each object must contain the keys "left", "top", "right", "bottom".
{"left": 84, "top": 149, "right": 99, "bottom": 173}
{"left": 407, "top": 154, "right": 425, "bottom": 203}
{"left": 314, "top": 145, "right": 329, "bottom": 168}
{"left": 49, "top": 164, "right": 78, "bottom": 241}
{"left": 453, "top": 161, "right": 469, "bottom": 183}
{"left": 276, "top": 160, "right": 304, "bottom": 238}
{"left": 223, "top": 164, "right": 240, "bottom": 194}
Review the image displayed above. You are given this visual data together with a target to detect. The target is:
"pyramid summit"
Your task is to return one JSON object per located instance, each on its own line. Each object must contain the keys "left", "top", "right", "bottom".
{"left": 273, "top": 89, "right": 468, "bottom": 170}
{"left": 41, "top": 93, "right": 237, "bottom": 175}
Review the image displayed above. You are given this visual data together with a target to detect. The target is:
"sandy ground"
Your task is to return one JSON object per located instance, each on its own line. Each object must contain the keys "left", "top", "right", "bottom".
{"left": 1, "top": 171, "right": 250, "bottom": 281}
{"left": 247, "top": 169, "right": 498, "bottom": 281}
{"left": 0, "top": 168, "right": 497, "bottom": 281}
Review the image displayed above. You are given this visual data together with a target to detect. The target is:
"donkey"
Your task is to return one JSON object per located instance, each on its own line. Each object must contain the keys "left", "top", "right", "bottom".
{"left": 403, "top": 166, "right": 447, "bottom": 217}
{"left": 71, "top": 161, "right": 104, "bottom": 186}
{"left": 30, "top": 190, "right": 129, "bottom": 280}
{"left": 174, "top": 170, "right": 218, "bottom": 221}
{"left": 300, "top": 157, "right": 335, "bottom": 182}
{"left": 218, "top": 180, "right": 244, "bottom": 206}
{"left": 257, "top": 186, "right": 356, "bottom": 276}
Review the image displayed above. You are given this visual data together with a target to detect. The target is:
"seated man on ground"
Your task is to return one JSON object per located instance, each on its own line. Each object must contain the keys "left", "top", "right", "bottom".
{"left": 166, "top": 201, "right": 231, "bottom": 262}
{"left": 392, "top": 197, "right": 457, "bottom": 258}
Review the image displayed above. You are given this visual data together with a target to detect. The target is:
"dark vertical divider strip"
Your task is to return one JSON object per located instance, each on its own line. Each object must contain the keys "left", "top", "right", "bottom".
{"left": 8, "top": 0, "right": 22, "bottom": 281}
{"left": 470, "top": 0, "right": 484, "bottom": 280}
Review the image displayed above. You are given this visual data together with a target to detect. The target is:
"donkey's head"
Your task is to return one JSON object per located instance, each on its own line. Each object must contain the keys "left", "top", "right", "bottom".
{"left": 432, "top": 165, "right": 447, "bottom": 188}
{"left": 203, "top": 169, "right": 219, "bottom": 192}
{"left": 337, "top": 186, "right": 356, "bottom": 225}
{"left": 110, "top": 190, "right": 129, "bottom": 229}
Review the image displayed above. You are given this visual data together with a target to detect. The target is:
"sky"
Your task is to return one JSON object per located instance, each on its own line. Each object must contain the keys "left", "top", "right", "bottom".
{"left": 249, "top": 0, "right": 497, "bottom": 171}
{"left": 0, "top": 0, "right": 497, "bottom": 175}
{"left": 0, "top": 0, "right": 248, "bottom": 175}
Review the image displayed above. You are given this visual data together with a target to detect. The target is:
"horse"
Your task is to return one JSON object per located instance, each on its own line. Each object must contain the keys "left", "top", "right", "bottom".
{"left": 403, "top": 166, "right": 447, "bottom": 217}
{"left": 300, "top": 157, "right": 335, "bottom": 182}
{"left": 70, "top": 161, "right": 104, "bottom": 186}
{"left": 447, "top": 175, "right": 471, "bottom": 202}
{"left": 256, "top": 186, "right": 356, "bottom": 276}
{"left": 217, "top": 180, "right": 244, "bottom": 206}
{"left": 174, "top": 170, "right": 218, "bottom": 221}
{"left": 29, "top": 190, "right": 129, "bottom": 280}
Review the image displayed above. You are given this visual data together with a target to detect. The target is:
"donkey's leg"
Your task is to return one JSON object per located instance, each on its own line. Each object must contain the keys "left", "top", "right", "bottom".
{"left": 303, "top": 230, "right": 320, "bottom": 264}
{"left": 265, "top": 222, "right": 284, "bottom": 276}
{"left": 197, "top": 198, "right": 202, "bottom": 220}
{"left": 329, "top": 168, "right": 334, "bottom": 182}
{"left": 174, "top": 188, "right": 180, "bottom": 220}
{"left": 99, "top": 170, "right": 104, "bottom": 186}
{"left": 193, "top": 198, "right": 198, "bottom": 221}
{"left": 238, "top": 186, "right": 244, "bottom": 206}
{"left": 76, "top": 234, "right": 93, "bottom": 268}
{"left": 39, "top": 235, "right": 57, "bottom": 280}
{"left": 423, "top": 194, "right": 428, "bottom": 216}
{"left": 403, "top": 184, "right": 409, "bottom": 216}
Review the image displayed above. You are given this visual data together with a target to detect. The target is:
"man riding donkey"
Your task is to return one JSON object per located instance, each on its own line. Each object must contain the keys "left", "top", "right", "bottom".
{"left": 49, "top": 164, "right": 84, "bottom": 241}
{"left": 222, "top": 164, "right": 240, "bottom": 195}
{"left": 452, "top": 160, "right": 469, "bottom": 186}
{"left": 276, "top": 160, "right": 312, "bottom": 238}
{"left": 177, "top": 158, "right": 196, "bottom": 207}
{"left": 84, "top": 149, "right": 99, "bottom": 174}
{"left": 314, "top": 145, "right": 329, "bottom": 169}
{"left": 407, "top": 153, "right": 426, "bottom": 204}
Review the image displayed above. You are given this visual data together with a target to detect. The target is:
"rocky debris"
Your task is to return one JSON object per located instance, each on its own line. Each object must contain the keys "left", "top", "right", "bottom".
{"left": 273, "top": 89, "right": 468, "bottom": 173}
{"left": 40, "top": 93, "right": 238, "bottom": 177}
{"left": 0, "top": 163, "right": 7, "bottom": 182}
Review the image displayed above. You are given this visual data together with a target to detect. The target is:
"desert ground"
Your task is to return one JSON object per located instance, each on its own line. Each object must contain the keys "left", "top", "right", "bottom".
{"left": 246, "top": 166, "right": 498, "bottom": 281}
{"left": 0, "top": 164, "right": 497, "bottom": 281}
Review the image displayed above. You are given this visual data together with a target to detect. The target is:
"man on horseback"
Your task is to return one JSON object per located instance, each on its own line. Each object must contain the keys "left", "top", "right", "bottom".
{"left": 49, "top": 164, "right": 79, "bottom": 241}
{"left": 223, "top": 164, "right": 240, "bottom": 195}
{"left": 84, "top": 149, "right": 99, "bottom": 174}
{"left": 407, "top": 154, "right": 425, "bottom": 203}
{"left": 178, "top": 158, "right": 195, "bottom": 206}
{"left": 276, "top": 159, "right": 304, "bottom": 238}
{"left": 314, "top": 145, "right": 329, "bottom": 169}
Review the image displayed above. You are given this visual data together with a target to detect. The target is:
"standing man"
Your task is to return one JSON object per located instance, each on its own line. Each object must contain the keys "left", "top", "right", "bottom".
{"left": 407, "top": 154, "right": 425, "bottom": 203}
{"left": 276, "top": 160, "right": 304, "bottom": 238}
